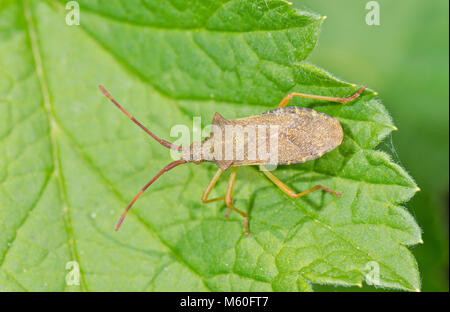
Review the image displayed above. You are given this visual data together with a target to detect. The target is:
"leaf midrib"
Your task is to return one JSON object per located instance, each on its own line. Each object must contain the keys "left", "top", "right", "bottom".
{"left": 22, "top": 0, "right": 87, "bottom": 291}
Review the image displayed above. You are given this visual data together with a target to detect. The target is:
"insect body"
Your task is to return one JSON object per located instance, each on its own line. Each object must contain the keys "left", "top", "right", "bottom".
{"left": 99, "top": 85, "right": 366, "bottom": 236}
{"left": 183, "top": 106, "right": 344, "bottom": 170}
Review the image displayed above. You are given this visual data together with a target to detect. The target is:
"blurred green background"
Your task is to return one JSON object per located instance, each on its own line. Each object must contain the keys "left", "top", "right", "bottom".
{"left": 292, "top": 0, "right": 449, "bottom": 291}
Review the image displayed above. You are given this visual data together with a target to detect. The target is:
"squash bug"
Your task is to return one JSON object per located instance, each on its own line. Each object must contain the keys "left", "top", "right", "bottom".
{"left": 99, "top": 85, "right": 366, "bottom": 236}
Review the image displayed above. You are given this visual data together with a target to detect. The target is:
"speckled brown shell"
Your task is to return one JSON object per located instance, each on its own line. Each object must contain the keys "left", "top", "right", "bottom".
{"left": 203, "top": 107, "right": 343, "bottom": 170}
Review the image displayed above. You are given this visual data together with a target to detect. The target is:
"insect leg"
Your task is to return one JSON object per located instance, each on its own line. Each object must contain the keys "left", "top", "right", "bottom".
{"left": 224, "top": 167, "right": 249, "bottom": 236}
{"left": 201, "top": 168, "right": 225, "bottom": 203}
{"left": 223, "top": 167, "right": 237, "bottom": 218}
{"left": 277, "top": 86, "right": 366, "bottom": 108}
{"left": 261, "top": 168, "right": 341, "bottom": 198}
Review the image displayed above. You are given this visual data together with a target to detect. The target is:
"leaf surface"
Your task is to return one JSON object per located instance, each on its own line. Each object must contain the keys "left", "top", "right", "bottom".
{"left": 0, "top": 0, "right": 421, "bottom": 291}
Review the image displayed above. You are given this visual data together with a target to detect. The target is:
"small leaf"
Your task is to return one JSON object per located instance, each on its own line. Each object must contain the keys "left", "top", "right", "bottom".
{"left": 0, "top": 0, "right": 421, "bottom": 291}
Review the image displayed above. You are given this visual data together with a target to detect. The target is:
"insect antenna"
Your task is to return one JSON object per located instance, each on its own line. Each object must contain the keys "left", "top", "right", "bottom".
{"left": 99, "top": 85, "right": 182, "bottom": 151}
{"left": 115, "top": 159, "right": 188, "bottom": 231}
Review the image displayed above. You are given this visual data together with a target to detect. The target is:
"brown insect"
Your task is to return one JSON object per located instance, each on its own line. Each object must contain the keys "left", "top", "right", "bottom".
{"left": 99, "top": 85, "right": 366, "bottom": 236}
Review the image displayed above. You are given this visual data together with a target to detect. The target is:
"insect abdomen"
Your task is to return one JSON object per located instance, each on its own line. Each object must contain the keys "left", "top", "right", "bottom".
{"left": 207, "top": 107, "right": 343, "bottom": 168}
{"left": 229, "top": 107, "right": 343, "bottom": 166}
{"left": 266, "top": 106, "right": 343, "bottom": 165}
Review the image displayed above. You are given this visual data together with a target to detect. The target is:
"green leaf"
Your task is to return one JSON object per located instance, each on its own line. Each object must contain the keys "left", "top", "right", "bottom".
{"left": 0, "top": 0, "right": 421, "bottom": 291}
